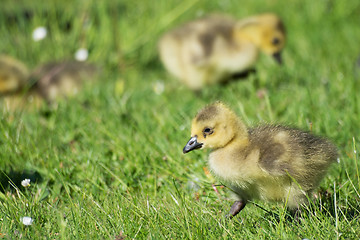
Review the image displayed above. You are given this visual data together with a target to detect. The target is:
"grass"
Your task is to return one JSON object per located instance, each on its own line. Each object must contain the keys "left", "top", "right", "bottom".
{"left": 1, "top": 0, "right": 360, "bottom": 238}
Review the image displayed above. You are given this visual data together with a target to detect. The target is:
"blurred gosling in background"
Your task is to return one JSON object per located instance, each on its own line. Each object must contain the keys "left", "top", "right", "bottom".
{"left": 30, "top": 61, "right": 99, "bottom": 103}
{"left": 183, "top": 102, "right": 337, "bottom": 218}
{"left": 0, "top": 55, "right": 99, "bottom": 111}
{"left": 158, "top": 13, "right": 286, "bottom": 90}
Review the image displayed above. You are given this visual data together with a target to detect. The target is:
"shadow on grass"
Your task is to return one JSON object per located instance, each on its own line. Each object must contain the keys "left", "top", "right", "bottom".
{"left": 0, "top": 169, "right": 42, "bottom": 192}
{"left": 257, "top": 187, "right": 360, "bottom": 224}
{"left": 312, "top": 187, "right": 360, "bottom": 221}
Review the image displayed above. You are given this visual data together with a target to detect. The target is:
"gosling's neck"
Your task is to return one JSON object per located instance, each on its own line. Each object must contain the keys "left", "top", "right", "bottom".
{"left": 213, "top": 120, "right": 249, "bottom": 152}
{"left": 226, "top": 131, "right": 250, "bottom": 151}
{"left": 234, "top": 26, "right": 263, "bottom": 49}
{"left": 234, "top": 118, "right": 249, "bottom": 142}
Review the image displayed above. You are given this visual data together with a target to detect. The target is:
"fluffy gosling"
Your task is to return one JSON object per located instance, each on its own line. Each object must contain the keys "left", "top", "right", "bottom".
{"left": 183, "top": 102, "right": 337, "bottom": 218}
{"left": 158, "top": 13, "right": 286, "bottom": 90}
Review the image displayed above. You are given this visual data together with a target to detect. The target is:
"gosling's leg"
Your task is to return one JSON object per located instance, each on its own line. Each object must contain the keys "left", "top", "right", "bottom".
{"left": 226, "top": 200, "right": 247, "bottom": 218}
{"left": 289, "top": 207, "right": 303, "bottom": 222}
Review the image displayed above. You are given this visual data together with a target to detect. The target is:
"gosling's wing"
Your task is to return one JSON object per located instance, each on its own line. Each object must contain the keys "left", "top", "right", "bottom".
{"left": 257, "top": 138, "right": 291, "bottom": 176}
{"left": 251, "top": 125, "right": 338, "bottom": 179}
{"left": 192, "top": 16, "right": 236, "bottom": 62}
{"left": 249, "top": 125, "right": 295, "bottom": 177}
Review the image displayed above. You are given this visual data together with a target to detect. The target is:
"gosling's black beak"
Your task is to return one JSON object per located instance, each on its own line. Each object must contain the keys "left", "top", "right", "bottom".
{"left": 183, "top": 136, "right": 203, "bottom": 154}
{"left": 272, "top": 52, "right": 282, "bottom": 65}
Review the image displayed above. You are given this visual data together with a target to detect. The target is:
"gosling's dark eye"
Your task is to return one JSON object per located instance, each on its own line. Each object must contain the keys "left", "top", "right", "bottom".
{"left": 203, "top": 127, "right": 214, "bottom": 138}
{"left": 272, "top": 38, "right": 280, "bottom": 45}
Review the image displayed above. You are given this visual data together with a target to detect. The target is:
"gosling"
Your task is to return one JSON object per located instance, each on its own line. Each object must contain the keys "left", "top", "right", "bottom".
{"left": 158, "top": 13, "right": 286, "bottom": 90}
{"left": 183, "top": 102, "right": 337, "bottom": 218}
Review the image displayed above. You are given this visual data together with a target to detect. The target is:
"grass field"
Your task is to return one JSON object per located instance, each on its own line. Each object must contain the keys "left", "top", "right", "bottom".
{"left": 1, "top": 0, "right": 360, "bottom": 239}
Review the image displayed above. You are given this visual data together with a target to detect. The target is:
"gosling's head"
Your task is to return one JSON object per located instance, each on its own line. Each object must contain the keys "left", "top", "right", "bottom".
{"left": 234, "top": 13, "right": 286, "bottom": 64}
{"left": 0, "top": 55, "right": 29, "bottom": 95}
{"left": 183, "top": 102, "right": 247, "bottom": 153}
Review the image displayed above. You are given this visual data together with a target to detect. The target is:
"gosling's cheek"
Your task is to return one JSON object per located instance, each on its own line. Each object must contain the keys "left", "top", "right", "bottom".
{"left": 204, "top": 143, "right": 215, "bottom": 149}
{"left": 199, "top": 142, "right": 207, "bottom": 149}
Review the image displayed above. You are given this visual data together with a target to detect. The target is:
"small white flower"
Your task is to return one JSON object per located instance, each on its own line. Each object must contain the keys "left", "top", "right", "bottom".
{"left": 75, "top": 48, "right": 88, "bottom": 61}
{"left": 20, "top": 216, "right": 33, "bottom": 226}
{"left": 21, "top": 179, "right": 31, "bottom": 187}
{"left": 153, "top": 81, "right": 164, "bottom": 95}
{"left": 32, "top": 26, "right": 47, "bottom": 41}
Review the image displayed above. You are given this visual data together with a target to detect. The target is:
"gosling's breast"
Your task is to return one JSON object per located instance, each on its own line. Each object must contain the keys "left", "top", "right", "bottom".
{"left": 208, "top": 147, "right": 262, "bottom": 183}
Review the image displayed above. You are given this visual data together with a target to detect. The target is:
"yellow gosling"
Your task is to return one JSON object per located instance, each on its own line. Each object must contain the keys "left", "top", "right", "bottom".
{"left": 183, "top": 102, "right": 337, "bottom": 218}
{"left": 159, "top": 13, "right": 286, "bottom": 90}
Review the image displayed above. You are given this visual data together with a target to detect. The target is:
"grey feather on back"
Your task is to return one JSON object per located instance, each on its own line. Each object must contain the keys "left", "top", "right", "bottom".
{"left": 169, "top": 16, "right": 235, "bottom": 61}
{"left": 197, "top": 19, "right": 234, "bottom": 58}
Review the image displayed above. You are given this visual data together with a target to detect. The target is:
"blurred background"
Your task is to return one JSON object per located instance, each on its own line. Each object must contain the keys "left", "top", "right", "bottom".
{"left": 0, "top": 0, "right": 360, "bottom": 238}
{"left": 1, "top": 0, "right": 359, "bottom": 79}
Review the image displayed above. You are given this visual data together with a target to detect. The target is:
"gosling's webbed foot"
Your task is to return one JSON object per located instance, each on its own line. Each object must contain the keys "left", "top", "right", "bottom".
{"left": 225, "top": 200, "right": 247, "bottom": 219}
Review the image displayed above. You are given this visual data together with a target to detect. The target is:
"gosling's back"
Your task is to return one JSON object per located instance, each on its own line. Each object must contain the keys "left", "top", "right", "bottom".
{"left": 30, "top": 61, "right": 98, "bottom": 102}
{"left": 248, "top": 125, "right": 338, "bottom": 192}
